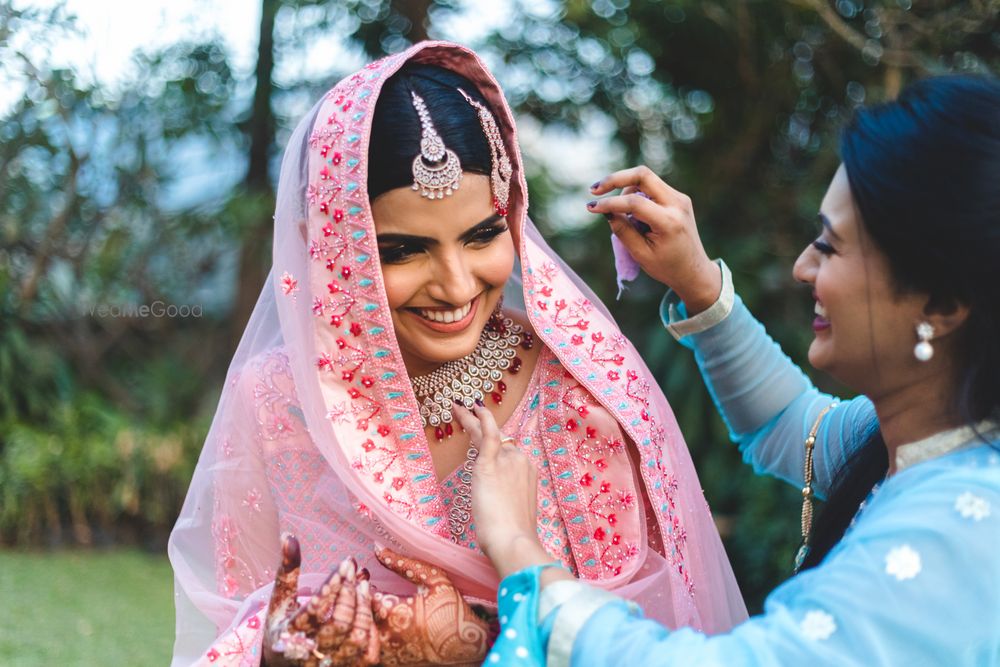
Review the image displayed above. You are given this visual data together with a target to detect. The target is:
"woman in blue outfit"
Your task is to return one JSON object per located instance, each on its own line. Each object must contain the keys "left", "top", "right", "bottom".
{"left": 452, "top": 74, "right": 1000, "bottom": 665}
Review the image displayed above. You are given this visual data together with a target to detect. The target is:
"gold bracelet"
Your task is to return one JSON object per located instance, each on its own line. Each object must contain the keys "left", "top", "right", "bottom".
{"left": 794, "top": 401, "right": 838, "bottom": 572}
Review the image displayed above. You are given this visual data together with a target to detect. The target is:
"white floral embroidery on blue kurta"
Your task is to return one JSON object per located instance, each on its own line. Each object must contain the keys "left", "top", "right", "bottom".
{"left": 954, "top": 491, "right": 991, "bottom": 521}
{"left": 800, "top": 610, "right": 836, "bottom": 641}
{"left": 885, "top": 544, "right": 921, "bottom": 580}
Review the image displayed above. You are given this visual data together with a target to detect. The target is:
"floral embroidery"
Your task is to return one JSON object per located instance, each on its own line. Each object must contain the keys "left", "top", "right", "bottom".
{"left": 279, "top": 272, "right": 299, "bottom": 297}
{"left": 242, "top": 488, "right": 263, "bottom": 513}
{"left": 800, "top": 610, "right": 836, "bottom": 641}
{"left": 954, "top": 491, "right": 991, "bottom": 521}
{"left": 200, "top": 609, "right": 266, "bottom": 666}
{"left": 885, "top": 544, "right": 921, "bottom": 581}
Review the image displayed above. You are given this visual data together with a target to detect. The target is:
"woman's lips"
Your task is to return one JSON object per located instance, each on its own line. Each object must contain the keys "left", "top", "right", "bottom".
{"left": 407, "top": 295, "right": 480, "bottom": 333}
{"left": 813, "top": 299, "right": 830, "bottom": 332}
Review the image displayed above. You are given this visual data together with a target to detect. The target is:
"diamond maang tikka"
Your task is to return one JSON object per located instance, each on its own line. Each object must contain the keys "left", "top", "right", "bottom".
{"left": 410, "top": 91, "right": 463, "bottom": 199}
{"left": 458, "top": 88, "right": 512, "bottom": 217}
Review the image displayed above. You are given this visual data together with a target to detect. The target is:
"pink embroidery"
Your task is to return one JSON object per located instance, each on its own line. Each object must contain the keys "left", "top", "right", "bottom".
{"left": 243, "top": 489, "right": 263, "bottom": 513}
{"left": 279, "top": 272, "right": 299, "bottom": 297}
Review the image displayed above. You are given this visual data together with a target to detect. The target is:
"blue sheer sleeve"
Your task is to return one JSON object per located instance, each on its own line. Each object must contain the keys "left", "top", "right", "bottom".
{"left": 661, "top": 269, "right": 877, "bottom": 497}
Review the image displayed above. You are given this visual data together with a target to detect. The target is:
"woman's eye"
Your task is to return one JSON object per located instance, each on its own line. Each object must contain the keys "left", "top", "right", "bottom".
{"left": 378, "top": 244, "right": 420, "bottom": 264}
{"left": 467, "top": 224, "right": 508, "bottom": 246}
{"left": 812, "top": 239, "right": 835, "bottom": 255}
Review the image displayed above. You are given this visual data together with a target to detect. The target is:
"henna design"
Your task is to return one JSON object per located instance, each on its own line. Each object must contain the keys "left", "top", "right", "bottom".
{"left": 372, "top": 548, "right": 489, "bottom": 666}
{"left": 263, "top": 535, "right": 380, "bottom": 666}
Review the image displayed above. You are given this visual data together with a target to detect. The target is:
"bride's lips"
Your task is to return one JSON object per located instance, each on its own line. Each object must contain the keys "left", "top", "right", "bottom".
{"left": 406, "top": 295, "right": 480, "bottom": 333}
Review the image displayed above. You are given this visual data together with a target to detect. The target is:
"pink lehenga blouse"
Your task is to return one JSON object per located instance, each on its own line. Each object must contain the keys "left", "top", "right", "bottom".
{"left": 168, "top": 41, "right": 746, "bottom": 666}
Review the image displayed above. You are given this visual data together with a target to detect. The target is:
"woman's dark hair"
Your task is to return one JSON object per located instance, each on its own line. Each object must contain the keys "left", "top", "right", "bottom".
{"left": 801, "top": 75, "right": 1000, "bottom": 570}
{"left": 368, "top": 63, "right": 494, "bottom": 200}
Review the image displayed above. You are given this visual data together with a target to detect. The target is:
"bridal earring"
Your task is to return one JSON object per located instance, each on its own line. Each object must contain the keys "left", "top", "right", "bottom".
{"left": 914, "top": 321, "right": 934, "bottom": 362}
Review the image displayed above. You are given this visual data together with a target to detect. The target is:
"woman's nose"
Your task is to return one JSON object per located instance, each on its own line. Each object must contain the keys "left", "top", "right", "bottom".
{"left": 429, "top": 253, "right": 479, "bottom": 304}
{"left": 792, "top": 245, "right": 817, "bottom": 285}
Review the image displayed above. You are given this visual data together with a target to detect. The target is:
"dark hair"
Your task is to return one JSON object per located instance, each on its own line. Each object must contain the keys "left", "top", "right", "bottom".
{"left": 368, "top": 63, "right": 494, "bottom": 200}
{"left": 801, "top": 75, "right": 1000, "bottom": 570}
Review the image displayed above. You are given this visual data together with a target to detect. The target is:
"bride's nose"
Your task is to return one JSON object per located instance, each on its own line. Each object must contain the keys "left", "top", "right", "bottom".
{"left": 427, "top": 250, "right": 480, "bottom": 305}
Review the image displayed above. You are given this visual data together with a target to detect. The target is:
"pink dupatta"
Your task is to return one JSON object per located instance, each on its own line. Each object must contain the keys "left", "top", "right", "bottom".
{"left": 168, "top": 41, "right": 745, "bottom": 666}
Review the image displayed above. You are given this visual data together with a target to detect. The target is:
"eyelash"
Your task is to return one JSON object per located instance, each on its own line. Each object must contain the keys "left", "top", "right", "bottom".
{"left": 467, "top": 223, "right": 508, "bottom": 245}
{"left": 378, "top": 223, "right": 509, "bottom": 264}
{"left": 812, "top": 239, "right": 835, "bottom": 255}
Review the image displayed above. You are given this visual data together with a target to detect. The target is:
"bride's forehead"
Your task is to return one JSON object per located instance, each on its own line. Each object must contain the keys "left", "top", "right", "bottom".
{"left": 370, "top": 175, "right": 494, "bottom": 232}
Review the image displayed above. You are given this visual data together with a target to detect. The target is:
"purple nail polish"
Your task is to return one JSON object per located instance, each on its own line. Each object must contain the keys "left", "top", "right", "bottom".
{"left": 475, "top": 399, "right": 485, "bottom": 408}
{"left": 586, "top": 200, "right": 597, "bottom": 208}
{"left": 454, "top": 398, "right": 463, "bottom": 406}
{"left": 591, "top": 181, "right": 601, "bottom": 190}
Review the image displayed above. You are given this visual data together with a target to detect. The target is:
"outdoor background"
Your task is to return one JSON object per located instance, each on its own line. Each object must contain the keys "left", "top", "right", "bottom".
{"left": 1, "top": 0, "right": 997, "bottom": 664}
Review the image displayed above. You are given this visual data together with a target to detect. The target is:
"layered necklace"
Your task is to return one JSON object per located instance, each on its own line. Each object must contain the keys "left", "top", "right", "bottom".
{"left": 410, "top": 312, "right": 533, "bottom": 442}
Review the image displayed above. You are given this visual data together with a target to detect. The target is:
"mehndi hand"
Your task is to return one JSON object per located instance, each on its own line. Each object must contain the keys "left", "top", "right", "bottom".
{"left": 371, "top": 547, "right": 491, "bottom": 666}
{"left": 263, "top": 534, "right": 380, "bottom": 666}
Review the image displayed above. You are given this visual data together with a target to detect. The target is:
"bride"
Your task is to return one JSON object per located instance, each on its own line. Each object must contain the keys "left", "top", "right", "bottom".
{"left": 168, "top": 41, "right": 745, "bottom": 666}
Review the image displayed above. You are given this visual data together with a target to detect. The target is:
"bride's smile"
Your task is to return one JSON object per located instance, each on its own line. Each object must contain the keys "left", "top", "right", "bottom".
{"left": 373, "top": 174, "right": 515, "bottom": 377}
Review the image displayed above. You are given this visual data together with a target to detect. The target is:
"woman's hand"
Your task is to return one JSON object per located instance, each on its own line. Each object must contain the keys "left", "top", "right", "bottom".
{"left": 589, "top": 165, "right": 721, "bottom": 314}
{"left": 264, "top": 535, "right": 380, "bottom": 666}
{"left": 452, "top": 403, "right": 552, "bottom": 579}
{"left": 371, "top": 547, "right": 491, "bottom": 665}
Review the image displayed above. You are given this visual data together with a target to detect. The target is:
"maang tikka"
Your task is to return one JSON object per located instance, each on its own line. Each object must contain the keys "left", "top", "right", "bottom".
{"left": 409, "top": 87, "right": 512, "bottom": 217}
{"left": 458, "top": 87, "right": 512, "bottom": 217}
{"left": 410, "top": 91, "right": 463, "bottom": 199}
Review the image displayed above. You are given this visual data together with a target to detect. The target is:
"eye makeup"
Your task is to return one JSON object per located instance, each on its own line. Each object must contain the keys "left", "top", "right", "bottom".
{"left": 376, "top": 213, "right": 508, "bottom": 264}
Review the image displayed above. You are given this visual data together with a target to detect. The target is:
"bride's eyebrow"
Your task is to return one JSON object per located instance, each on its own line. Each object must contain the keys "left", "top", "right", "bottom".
{"left": 376, "top": 213, "right": 505, "bottom": 247}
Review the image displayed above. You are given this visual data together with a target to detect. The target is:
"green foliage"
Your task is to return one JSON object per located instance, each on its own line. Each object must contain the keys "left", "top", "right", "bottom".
{"left": 0, "top": 390, "right": 204, "bottom": 546}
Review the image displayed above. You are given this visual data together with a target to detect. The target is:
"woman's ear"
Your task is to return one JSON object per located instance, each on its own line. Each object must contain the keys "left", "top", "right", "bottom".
{"left": 921, "top": 295, "right": 971, "bottom": 339}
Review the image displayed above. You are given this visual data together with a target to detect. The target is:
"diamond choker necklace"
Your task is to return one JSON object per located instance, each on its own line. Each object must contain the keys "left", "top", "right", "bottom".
{"left": 410, "top": 313, "right": 533, "bottom": 441}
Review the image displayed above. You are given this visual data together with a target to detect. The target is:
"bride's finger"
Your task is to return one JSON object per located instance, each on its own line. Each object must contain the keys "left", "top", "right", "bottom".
{"left": 316, "top": 560, "right": 359, "bottom": 657}
{"left": 336, "top": 578, "right": 374, "bottom": 664}
{"left": 266, "top": 534, "right": 302, "bottom": 626}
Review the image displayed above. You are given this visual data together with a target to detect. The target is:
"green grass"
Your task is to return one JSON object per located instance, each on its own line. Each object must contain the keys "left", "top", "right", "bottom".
{"left": 0, "top": 549, "right": 174, "bottom": 666}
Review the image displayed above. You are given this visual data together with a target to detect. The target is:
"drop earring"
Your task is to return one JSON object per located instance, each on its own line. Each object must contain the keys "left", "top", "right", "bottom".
{"left": 914, "top": 321, "right": 935, "bottom": 362}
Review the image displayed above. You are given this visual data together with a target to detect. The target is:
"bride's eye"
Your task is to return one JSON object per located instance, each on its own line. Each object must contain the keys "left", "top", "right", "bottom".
{"left": 466, "top": 222, "right": 508, "bottom": 246}
{"left": 378, "top": 242, "right": 423, "bottom": 264}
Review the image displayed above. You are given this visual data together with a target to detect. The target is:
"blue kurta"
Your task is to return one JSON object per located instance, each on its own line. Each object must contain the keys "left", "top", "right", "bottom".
{"left": 489, "top": 281, "right": 1000, "bottom": 666}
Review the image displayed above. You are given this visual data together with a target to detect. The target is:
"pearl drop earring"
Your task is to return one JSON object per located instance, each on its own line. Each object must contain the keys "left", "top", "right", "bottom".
{"left": 914, "top": 321, "right": 935, "bottom": 362}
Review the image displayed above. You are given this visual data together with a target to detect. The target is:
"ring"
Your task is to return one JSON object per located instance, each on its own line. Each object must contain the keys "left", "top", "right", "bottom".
{"left": 275, "top": 631, "right": 317, "bottom": 661}
{"left": 313, "top": 649, "right": 334, "bottom": 667}
{"left": 499, "top": 437, "right": 516, "bottom": 447}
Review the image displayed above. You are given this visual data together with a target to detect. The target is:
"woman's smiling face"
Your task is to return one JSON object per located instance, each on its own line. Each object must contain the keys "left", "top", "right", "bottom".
{"left": 792, "top": 166, "right": 927, "bottom": 396}
{"left": 372, "top": 174, "right": 515, "bottom": 377}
